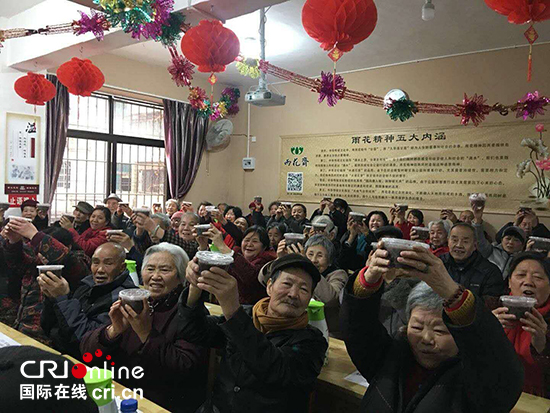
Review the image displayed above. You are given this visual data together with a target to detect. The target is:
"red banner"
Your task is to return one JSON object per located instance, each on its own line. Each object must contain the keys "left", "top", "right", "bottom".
{"left": 8, "top": 194, "right": 37, "bottom": 207}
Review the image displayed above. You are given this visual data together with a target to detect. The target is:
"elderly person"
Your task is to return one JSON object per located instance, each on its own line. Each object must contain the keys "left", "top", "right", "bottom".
{"left": 311, "top": 198, "right": 349, "bottom": 239}
{"left": 71, "top": 201, "right": 93, "bottom": 235}
{"left": 20, "top": 199, "right": 38, "bottom": 221}
{"left": 201, "top": 225, "right": 276, "bottom": 305}
{"left": 133, "top": 211, "right": 199, "bottom": 260}
{"left": 264, "top": 234, "right": 347, "bottom": 337}
{"left": 391, "top": 207, "right": 424, "bottom": 240}
{"left": 497, "top": 209, "right": 550, "bottom": 243}
{"left": 493, "top": 252, "right": 550, "bottom": 397}
{"left": 170, "top": 211, "right": 184, "bottom": 232}
{"left": 440, "top": 222, "right": 505, "bottom": 306}
{"left": 341, "top": 242, "right": 523, "bottom": 412}
{"left": 284, "top": 203, "right": 311, "bottom": 234}
{"left": 179, "top": 253, "right": 327, "bottom": 412}
{"left": 81, "top": 243, "right": 207, "bottom": 413}
{"left": 412, "top": 219, "right": 451, "bottom": 257}
{"left": 473, "top": 205, "right": 525, "bottom": 279}
{"left": 267, "top": 222, "right": 286, "bottom": 252}
{"left": 60, "top": 206, "right": 110, "bottom": 257}
{"left": 40, "top": 243, "right": 135, "bottom": 356}
{"left": 165, "top": 199, "right": 180, "bottom": 217}
{"left": 340, "top": 210, "right": 388, "bottom": 272}
{"left": 235, "top": 217, "right": 249, "bottom": 233}
{"left": 1, "top": 220, "right": 91, "bottom": 344}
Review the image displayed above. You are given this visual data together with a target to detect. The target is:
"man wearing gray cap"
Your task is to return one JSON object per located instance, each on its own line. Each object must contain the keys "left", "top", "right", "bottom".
{"left": 473, "top": 204, "right": 525, "bottom": 279}
{"left": 73, "top": 201, "right": 93, "bottom": 235}
{"left": 179, "top": 253, "right": 327, "bottom": 413}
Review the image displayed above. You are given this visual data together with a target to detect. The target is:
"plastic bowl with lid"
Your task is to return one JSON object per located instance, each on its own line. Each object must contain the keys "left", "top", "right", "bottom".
{"left": 195, "top": 251, "right": 234, "bottom": 273}
{"left": 349, "top": 212, "right": 366, "bottom": 223}
{"left": 500, "top": 296, "right": 537, "bottom": 319}
{"left": 380, "top": 238, "right": 430, "bottom": 268}
{"left": 119, "top": 289, "right": 151, "bottom": 314}
{"left": 285, "top": 233, "right": 306, "bottom": 246}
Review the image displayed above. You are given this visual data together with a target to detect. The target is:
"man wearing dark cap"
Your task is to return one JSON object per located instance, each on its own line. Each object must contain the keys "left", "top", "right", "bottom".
{"left": 179, "top": 253, "right": 328, "bottom": 413}
{"left": 473, "top": 205, "right": 525, "bottom": 280}
{"left": 0, "top": 346, "right": 98, "bottom": 412}
{"left": 73, "top": 201, "right": 93, "bottom": 235}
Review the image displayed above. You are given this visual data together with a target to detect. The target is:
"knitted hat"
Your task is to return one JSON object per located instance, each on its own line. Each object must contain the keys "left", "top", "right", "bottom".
{"left": 20, "top": 199, "right": 38, "bottom": 211}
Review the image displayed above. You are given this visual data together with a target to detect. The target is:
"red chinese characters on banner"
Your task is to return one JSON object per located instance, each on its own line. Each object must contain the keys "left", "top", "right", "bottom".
{"left": 8, "top": 194, "right": 37, "bottom": 206}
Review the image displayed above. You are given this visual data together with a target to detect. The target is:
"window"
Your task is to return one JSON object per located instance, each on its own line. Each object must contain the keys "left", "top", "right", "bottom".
{"left": 57, "top": 160, "right": 72, "bottom": 189}
{"left": 52, "top": 94, "right": 166, "bottom": 219}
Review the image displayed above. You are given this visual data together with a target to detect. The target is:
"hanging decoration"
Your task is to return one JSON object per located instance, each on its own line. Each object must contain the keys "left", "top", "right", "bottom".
{"left": 256, "top": 60, "right": 549, "bottom": 125}
{"left": 56, "top": 57, "right": 105, "bottom": 96}
{"left": 188, "top": 86, "right": 240, "bottom": 120}
{"left": 456, "top": 93, "right": 492, "bottom": 126}
{"left": 74, "top": 10, "right": 111, "bottom": 40}
{"left": 385, "top": 97, "right": 418, "bottom": 122}
{"left": 14, "top": 73, "right": 56, "bottom": 106}
{"left": 484, "top": 0, "right": 550, "bottom": 81}
{"left": 220, "top": 88, "right": 241, "bottom": 116}
{"left": 159, "top": 12, "right": 187, "bottom": 46}
{"left": 235, "top": 57, "right": 261, "bottom": 79}
{"left": 167, "top": 46, "right": 194, "bottom": 87}
{"left": 302, "top": 0, "right": 378, "bottom": 53}
{"left": 516, "top": 91, "right": 550, "bottom": 120}
{"left": 181, "top": 19, "right": 239, "bottom": 100}
{"left": 316, "top": 71, "right": 346, "bottom": 107}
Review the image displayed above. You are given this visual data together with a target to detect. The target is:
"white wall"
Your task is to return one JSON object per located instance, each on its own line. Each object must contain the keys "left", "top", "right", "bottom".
{"left": 0, "top": 32, "right": 47, "bottom": 210}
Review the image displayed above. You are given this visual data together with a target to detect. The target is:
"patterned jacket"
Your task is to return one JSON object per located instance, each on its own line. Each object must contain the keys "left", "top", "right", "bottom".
{"left": 133, "top": 228, "right": 198, "bottom": 260}
{"left": 4, "top": 232, "right": 90, "bottom": 345}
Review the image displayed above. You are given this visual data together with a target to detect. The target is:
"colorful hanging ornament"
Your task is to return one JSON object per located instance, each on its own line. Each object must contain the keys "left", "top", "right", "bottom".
{"left": 210, "top": 101, "right": 227, "bottom": 121}
{"left": 235, "top": 58, "right": 261, "bottom": 79}
{"left": 220, "top": 87, "right": 241, "bottom": 116}
{"left": 385, "top": 97, "right": 418, "bottom": 122}
{"left": 167, "top": 46, "right": 194, "bottom": 87}
{"left": 302, "top": 0, "right": 378, "bottom": 53}
{"left": 316, "top": 71, "right": 346, "bottom": 107}
{"left": 484, "top": 0, "right": 550, "bottom": 81}
{"left": 189, "top": 86, "right": 207, "bottom": 109}
{"left": 56, "top": 57, "right": 105, "bottom": 96}
{"left": 74, "top": 10, "right": 111, "bottom": 40}
{"left": 159, "top": 12, "right": 186, "bottom": 46}
{"left": 456, "top": 93, "right": 491, "bottom": 126}
{"left": 516, "top": 91, "right": 549, "bottom": 120}
{"left": 180, "top": 20, "right": 240, "bottom": 73}
{"left": 14, "top": 72, "right": 56, "bottom": 105}
{"left": 95, "top": 0, "right": 156, "bottom": 36}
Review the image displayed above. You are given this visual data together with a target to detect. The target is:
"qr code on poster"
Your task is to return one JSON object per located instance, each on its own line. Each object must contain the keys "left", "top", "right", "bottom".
{"left": 287, "top": 172, "right": 303, "bottom": 193}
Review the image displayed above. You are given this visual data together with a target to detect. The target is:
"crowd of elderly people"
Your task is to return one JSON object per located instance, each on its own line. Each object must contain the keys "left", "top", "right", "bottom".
{"left": 1, "top": 194, "right": 549, "bottom": 412}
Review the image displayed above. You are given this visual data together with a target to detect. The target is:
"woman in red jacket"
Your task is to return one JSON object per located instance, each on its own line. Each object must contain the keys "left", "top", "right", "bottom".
{"left": 198, "top": 225, "right": 276, "bottom": 305}
{"left": 62, "top": 206, "right": 110, "bottom": 257}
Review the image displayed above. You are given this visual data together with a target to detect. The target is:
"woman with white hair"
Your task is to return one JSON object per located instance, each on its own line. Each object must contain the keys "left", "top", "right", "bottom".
{"left": 81, "top": 243, "right": 207, "bottom": 413}
{"left": 341, "top": 241, "right": 523, "bottom": 412}
{"left": 411, "top": 219, "right": 451, "bottom": 257}
{"left": 165, "top": 199, "right": 180, "bottom": 217}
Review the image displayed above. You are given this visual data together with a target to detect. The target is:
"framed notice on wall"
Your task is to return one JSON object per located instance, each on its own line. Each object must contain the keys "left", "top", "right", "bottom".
{"left": 5, "top": 112, "right": 41, "bottom": 186}
{"left": 279, "top": 121, "right": 549, "bottom": 216}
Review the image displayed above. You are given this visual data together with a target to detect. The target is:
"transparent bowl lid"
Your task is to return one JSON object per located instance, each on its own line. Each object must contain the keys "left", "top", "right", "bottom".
{"left": 195, "top": 251, "right": 234, "bottom": 265}
{"left": 119, "top": 289, "right": 151, "bottom": 300}
{"left": 37, "top": 265, "right": 65, "bottom": 271}
{"left": 500, "top": 296, "right": 537, "bottom": 306}
{"left": 381, "top": 238, "right": 430, "bottom": 250}
{"left": 285, "top": 233, "right": 306, "bottom": 240}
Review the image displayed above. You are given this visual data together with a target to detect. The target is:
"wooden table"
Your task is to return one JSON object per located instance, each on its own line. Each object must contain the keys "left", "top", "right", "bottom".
{"left": 0, "top": 323, "right": 168, "bottom": 413}
{"left": 0, "top": 322, "right": 60, "bottom": 355}
{"left": 204, "top": 303, "right": 550, "bottom": 413}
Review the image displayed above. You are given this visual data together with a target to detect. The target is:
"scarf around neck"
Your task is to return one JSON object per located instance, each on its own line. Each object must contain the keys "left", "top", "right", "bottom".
{"left": 506, "top": 295, "right": 550, "bottom": 396}
{"left": 252, "top": 297, "right": 309, "bottom": 334}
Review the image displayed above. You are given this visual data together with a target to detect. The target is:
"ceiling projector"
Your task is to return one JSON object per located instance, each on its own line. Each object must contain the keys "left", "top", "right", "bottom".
{"left": 245, "top": 87, "right": 286, "bottom": 107}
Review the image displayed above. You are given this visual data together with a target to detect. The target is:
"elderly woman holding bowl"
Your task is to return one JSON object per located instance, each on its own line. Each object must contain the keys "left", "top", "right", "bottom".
{"left": 493, "top": 251, "right": 550, "bottom": 398}
{"left": 81, "top": 243, "right": 207, "bottom": 413}
{"left": 340, "top": 240, "right": 523, "bottom": 412}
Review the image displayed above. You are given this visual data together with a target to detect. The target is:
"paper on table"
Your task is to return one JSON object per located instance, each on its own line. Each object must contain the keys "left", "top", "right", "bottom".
{"left": 0, "top": 331, "right": 21, "bottom": 348}
{"left": 344, "top": 370, "right": 369, "bottom": 388}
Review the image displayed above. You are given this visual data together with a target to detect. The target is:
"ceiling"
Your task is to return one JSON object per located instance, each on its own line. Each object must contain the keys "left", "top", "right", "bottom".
{"left": 0, "top": 0, "right": 46, "bottom": 18}
{"left": 110, "top": 0, "right": 550, "bottom": 87}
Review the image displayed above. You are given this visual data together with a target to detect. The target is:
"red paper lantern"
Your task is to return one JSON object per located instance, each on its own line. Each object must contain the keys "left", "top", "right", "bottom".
{"left": 56, "top": 57, "right": 105, "bottom": 96}
{"left": 14, "top": 73, "right": 56, "bottom": 106}
{"left": 180, "top": 20, "right": 240, "bottom": 73}
{"left": 484, "top": 0, "right": 550, "bottom": 24}
{"left": 302, "top": 0, "right": 378, "bottom": 53}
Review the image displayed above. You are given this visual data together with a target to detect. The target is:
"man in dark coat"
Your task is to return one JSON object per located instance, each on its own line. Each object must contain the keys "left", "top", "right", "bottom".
{"left": 341, "top": 243, "right": 524, "bottom": 413}
{"left": 179, "top": 253, "right": 327, "bottom": 413}
{"left": 440, "top": 222, "right": 505, "bottom": 304}
{"left": 40, "top": 242, "right": 135, "bottom": 356}
{"left": 73, "top": 201, "right": 93, "bottom": 235}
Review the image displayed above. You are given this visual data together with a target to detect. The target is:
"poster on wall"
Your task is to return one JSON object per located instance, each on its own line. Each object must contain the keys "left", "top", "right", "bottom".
{"left": 5, "top": 112, "right": 41, "bottom": 186}
{"left": 279, "top": 121, "right": 549, "bottom": 216}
